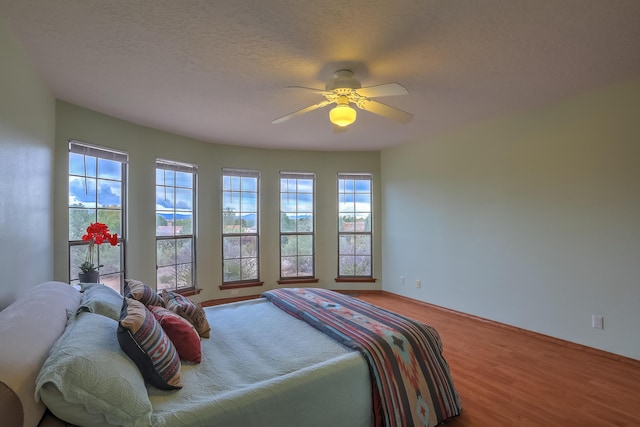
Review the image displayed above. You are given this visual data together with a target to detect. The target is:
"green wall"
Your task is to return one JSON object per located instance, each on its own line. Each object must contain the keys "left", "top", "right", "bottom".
{"left": 54, "top": 102, "right": 382, "bottom": 302}
{"left": 381, "top": 78, "right": 640, "bottom": 360}
{"left": 0, "top": 20, "right": 56, "bottom": 308}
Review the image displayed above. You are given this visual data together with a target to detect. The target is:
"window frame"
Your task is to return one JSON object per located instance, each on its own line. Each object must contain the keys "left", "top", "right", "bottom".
{"left": 68, "top": 140, "right": 127, "bottom": 292}
{"left": 278, "top": 171, "right": 317, "bottom": 283}
{"left": 155, "top": 159, "right": 198, "bottom": 293}
{"left": 336, "top": 172, "right": 375, "bottom": 281}
{"left": 221, "top": 168, "right": 262, "bottom": 288}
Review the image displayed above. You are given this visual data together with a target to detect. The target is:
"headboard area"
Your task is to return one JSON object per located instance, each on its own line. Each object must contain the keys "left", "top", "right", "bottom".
{"left": 0, "top": 281, "right": 81, "bottom": 427}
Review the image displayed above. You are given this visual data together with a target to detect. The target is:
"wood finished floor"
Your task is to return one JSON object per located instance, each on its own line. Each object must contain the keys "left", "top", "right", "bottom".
{"left": 354, "top": 292, "right": 640, "bottom": 427}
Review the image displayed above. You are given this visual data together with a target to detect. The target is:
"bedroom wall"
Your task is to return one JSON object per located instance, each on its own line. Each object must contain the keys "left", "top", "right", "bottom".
{"left": 0, "top": 21, "right": 56, "bottom": 308}
{"left": 380, "top": 78, "right": 640, "bottom": 360}
{"left": 53, "top": 101, "right": 382, "bottom": 302}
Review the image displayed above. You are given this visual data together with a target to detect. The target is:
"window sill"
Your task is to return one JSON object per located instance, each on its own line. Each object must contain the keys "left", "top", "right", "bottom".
{"left": 219, "top": 281, "right": 264, "bottom": 290}
{"left": 334, "top": 277, "right": 377, "bottom": 283}
{"left": 277, "top": 278, "right": 319, "bottom": 285}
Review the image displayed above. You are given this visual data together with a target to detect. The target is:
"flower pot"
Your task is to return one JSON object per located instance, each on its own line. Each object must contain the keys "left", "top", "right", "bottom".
{"left": 78, "top": 271, "right": 99, "bottom": 283}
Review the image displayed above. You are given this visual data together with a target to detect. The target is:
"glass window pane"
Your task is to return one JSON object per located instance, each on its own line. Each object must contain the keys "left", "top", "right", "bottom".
{"left": 280, "top": 194, "right": 296, "bottom": 212}
{"left": 355, "top": 180, "right": 371, "bottom": 193}
{"left": 241, "top": 236, "right": 257, "bottom": 257}
{"left": 297, "top": 235, "right": 313, "bottom": 256}
{"left": 339, "top": 234, "right": 355, "bottom": 255}
{"left": 69, "top": 208, "right": 95, "bottom": 240}
{"left": 163, "top": 170, "right": 175, "bottom": 186}
{"left": 98, "top": 158, "right": 121, "bottom": 180}
{"left": 296, "top": 214, "right": 313, "bottom": 232}
{"left": 97, "top": 209, "right": 122, "bottom": 236}
{"left": 355, "top": 193, "right": 371, "bottom": 212}
{"left": 297, "top": 193, "right": 313, "bottom": 211}
{"left": 98, "top": 244, "right": 121, "bottom": 275}
{"left": 157, "top": 240, "right": 176, "bottom": 267}
{"left": 339, "top": 256, "right": 355, "bottom": 275}
{"left": 355, "top": 235, "right": 371, "bottom": 255}
{"left": 70, "top": 245, "right": 87, "bottom": 280}
{"left": 177, "top": 264, "right": 193, "bottom": 288}
{"left": 281, "top": 235, "right": 297, "bottom": 256}
{"left": 355, "top": 256, "right": 372, "bottom": 275}
{"left": 175, "top": 172, "right": 192, "bottom": 188}
{"left": 96, "top": 180, "right": 121, "bottom": 208}
{"left": 69, "top": 176, "right": 96, "bottom": 207}
{"left": 241, "top": 192, "right": 257, "bottom": 214}
{"left": 224, "top": 259, "right": 241, "bottom": 282}
{"left": 241, "top": 258, "right": 258, "bottom": 280}
{"left": 69, "top": 153, "right": 87, "bottom": 176}
{"left": 280, "top": 214, "right": 296, "bottom": 233}
{"left": 157, "top": 214, "right": 173, "bottom": 236}
{"left": 241, "top": 176, "right": 257, "bottom": 192}
{"left": 223, "top": 236, "right": 241, "bottom": 258}
{"left": 156, "top": 186, "right": 174, "bottom": 209}
{"left": 83, "top": 156, "right": 97, "bottom": 178}
{"left": 222, "top": 209, "right": 239, "bottom": 234}
{"left": 223, "top": 192, "right": 241, "bottom": 213}
{"left": 176, "top": 238, "right": 193, "bottom": 264}
{"left": 157, "top": 265, "right": 176, "bottom": 291}
{"left": 175, "top": 188, "right": 193, "bottom": 210}
{"left": 297, "top": 256, "right": 313, "bottom": 276}
{"left": 175, "top": 214, "right": 193, "bottom": 235}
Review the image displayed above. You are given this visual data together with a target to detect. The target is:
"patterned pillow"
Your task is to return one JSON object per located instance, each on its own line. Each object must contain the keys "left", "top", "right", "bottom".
{"left": 161, "top": 290, "right": 211, "bottom": 338}
{"left": 117, "top": 298, "right": 182, "bottom": 390}
{"left": 148, "top": 305, "right": 201, "bottom": 363}
{"left": 124, "top": 279, "right": 163, "bottom": 306}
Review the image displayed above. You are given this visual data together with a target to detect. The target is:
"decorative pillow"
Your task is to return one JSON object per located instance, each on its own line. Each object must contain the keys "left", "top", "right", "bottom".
{"left": 117, "top": 298, "right": 182, "bottom": 390}
{"left": 77, "top": 283, "right": 123, "bottom": 321}
{"left": 124, "top": 279, "right": 163, "bottom": 306}
{"left": 35, "top": 312, "right": 153, "bottom": 427}
{"left": 161, "top": 290, "right": 211, "bottom": 338}
{"left": 148, "top": 305, "right": 202, "bottom": 363}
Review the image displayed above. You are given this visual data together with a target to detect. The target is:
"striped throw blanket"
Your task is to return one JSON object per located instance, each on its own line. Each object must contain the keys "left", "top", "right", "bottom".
{"left": 261, "top": 288, "right": 461, "bottom": 427}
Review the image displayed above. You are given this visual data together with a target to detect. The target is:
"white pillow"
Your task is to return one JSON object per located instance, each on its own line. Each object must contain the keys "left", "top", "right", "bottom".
{"left": 35, "top": 311, "right": 153, "bottom": 427}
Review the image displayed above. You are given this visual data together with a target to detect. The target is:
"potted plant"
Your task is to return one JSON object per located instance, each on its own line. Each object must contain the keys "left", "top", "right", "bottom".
{"left": 79, "top": 222, "right": 119, "bottom": 283}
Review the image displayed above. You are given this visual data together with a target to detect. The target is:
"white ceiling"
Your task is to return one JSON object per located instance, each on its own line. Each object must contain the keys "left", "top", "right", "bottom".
{"left": 2, "top": 0, "right": 640, "bottom": 151}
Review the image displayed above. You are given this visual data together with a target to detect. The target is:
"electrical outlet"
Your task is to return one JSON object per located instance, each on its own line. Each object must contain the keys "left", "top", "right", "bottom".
{"left": 592, "top": 315, "right": 604, "bottom": 329}
{"left": 400, "top": 276, "right": 405, "bottom": 286}
{"left": 416, "top": 280, "right": 422, "bottom": 289}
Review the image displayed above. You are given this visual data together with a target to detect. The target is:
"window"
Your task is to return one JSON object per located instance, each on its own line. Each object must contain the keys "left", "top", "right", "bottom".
{"left": 221, "top": 169, "right": 260, "bottom": 286}
{"left": 337, "top": 173, "right": 373, "bottom": 278}
{"left": 68, "top": 141, "right": 127, "bottom": 292}
{"left": 279, "top": 172, "right": 315, "bottom": 280}
{"left": 156, "top": 160, "right": 197, "bottom": 292}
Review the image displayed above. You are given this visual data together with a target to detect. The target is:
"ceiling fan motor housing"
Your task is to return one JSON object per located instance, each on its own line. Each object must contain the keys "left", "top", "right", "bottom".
{"left": 325, "top": 69, "right": 361, "bottom": 91}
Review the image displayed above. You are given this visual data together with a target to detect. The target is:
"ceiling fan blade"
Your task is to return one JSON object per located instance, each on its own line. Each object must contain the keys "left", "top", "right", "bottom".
{"left": 283, "top": 86, "right": 331, "bottom": 96}
{"left": 356, "top": 83, "right": 408, "bottom": 98}
{"left": 358, "top": 99, "right": 414, "bottom": 123}
{"left": 272, "top": 100, "right": 332, "bottom": 124}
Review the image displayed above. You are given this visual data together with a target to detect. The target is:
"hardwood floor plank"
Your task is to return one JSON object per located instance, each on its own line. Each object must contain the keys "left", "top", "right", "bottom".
{"left": 355, "top": 292, "right": 640, "bottom": 426}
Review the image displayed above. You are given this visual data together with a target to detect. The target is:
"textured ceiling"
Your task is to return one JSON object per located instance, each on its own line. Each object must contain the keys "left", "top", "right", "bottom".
{"left": 1, "top": 0, "right": 640, "bottom": 151}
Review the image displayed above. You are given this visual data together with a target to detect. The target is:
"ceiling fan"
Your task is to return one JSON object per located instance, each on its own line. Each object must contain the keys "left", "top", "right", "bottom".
{"left": 272, "top": 69, "right": 413, "bottom": 128}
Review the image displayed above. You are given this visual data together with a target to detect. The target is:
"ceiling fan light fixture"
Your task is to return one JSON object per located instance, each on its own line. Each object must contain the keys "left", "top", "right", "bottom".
{"left": 329, "top": 96, "right": 357, "bottom": 127}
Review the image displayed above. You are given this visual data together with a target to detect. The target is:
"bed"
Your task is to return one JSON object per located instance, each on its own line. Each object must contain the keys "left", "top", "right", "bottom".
{"left": 0, "top": 281, "right": 461, "bottom": 427}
